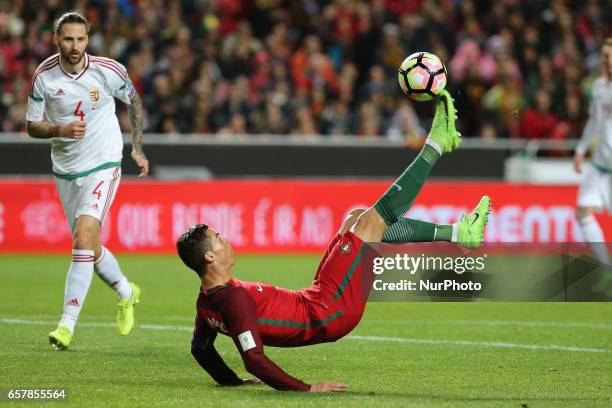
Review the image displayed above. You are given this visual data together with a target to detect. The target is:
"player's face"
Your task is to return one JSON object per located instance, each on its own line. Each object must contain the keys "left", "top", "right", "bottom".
{"left": 54, "top": 23, "right": 89, "bottom": 66}
{"left": 206, "top": 228, "right": 235, "bottom": 266}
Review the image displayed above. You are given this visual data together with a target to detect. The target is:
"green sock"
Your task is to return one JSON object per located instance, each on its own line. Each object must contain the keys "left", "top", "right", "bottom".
{"left": 374, "top": 144, "right": 440, "bottom": 226}
{"left": 383, "top": 218, "right": 453, "bottom": 243}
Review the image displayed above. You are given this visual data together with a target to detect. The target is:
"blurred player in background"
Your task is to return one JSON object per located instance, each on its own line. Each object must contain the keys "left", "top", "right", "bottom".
{"left": 573, "top": 38, "right": 612, "bottom": 275}
{"left": 25, "top": 12, "right": 149, "bottom": 349}
{"left": 177, "top": 91, "right": 491, "bottom": 392}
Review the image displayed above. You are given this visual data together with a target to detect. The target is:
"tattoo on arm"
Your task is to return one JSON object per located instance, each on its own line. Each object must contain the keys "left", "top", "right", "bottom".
{"left": 26, "top": 121, "right": 60, "bottom": 139}
{"left": 128, "top": 92, "right": 144, "bottom": 152}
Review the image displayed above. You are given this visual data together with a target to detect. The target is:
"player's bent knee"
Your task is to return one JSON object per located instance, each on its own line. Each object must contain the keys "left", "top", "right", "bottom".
{"left": 338, "top": 208, "right": 365, "bottom": 235}
{"left": 351, "top": 208, "right": 387, "bottom": 242}
{"left": 353, "top": 209, "right": 386, "bottom": 231}
{"left": 73, "top": 218, "right": 101, "bottom": 250}
{"left": 72, "top": 231, "right": 95, "bottom": 250}
{"left": 348, "top": 208, "right": 366, "bottom": 218}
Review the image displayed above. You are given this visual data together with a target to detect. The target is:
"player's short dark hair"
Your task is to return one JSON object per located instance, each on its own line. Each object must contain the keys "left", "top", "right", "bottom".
{"left": 54, "top": 12, "right": 90, "bottom": 36}
{"left": 176, "top": 224, "right": 212, "bottom": 277}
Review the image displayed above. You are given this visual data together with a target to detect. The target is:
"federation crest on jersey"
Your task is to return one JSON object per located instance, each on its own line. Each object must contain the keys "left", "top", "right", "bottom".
{"left": 339, "top": 241, "right": 352, "bottom": 255}
{"left": 90, "top": 88, "right": 100, "bottom": 102}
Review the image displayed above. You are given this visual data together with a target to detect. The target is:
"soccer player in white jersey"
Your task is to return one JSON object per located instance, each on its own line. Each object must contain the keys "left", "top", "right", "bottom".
{"left": 25, "top": 12, "right": 149, "bottom": 349}
{"left": 573, "top": 38, "right": 612, "bottom": 275}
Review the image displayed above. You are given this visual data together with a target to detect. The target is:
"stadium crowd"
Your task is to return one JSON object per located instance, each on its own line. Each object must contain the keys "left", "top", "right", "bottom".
{"left": 1, "top": 0, "right": 610, "bottom": 142}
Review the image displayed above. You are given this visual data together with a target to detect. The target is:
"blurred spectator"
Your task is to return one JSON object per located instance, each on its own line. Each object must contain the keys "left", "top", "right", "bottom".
{"left": 386, "top": 100, "right": 425, "bottom": 146}
{"left": 290, "top": 35, "right": 338, "bottom": 93}
{"left": 483, "top": 59, "right": 525, "bottom": 138}
{"left": 219, "top": 113, "right": 248, "bottom": 136}
{"left": 321, "top": 100, "right": 352, "bottom": 136}
{"left": 292, "top": 105, "right": 318, "bottom": 136}
{"left": 1, "top": 0, "right": 610, "bottom": 147}
{"left": 479, "top": 122, "right": 498, "bottom": 141}
{"left": 520, "top": 89, "right": 559, "bottom": 140}
{"left": 357, "top": 102, "right": 382, "bottom": 137}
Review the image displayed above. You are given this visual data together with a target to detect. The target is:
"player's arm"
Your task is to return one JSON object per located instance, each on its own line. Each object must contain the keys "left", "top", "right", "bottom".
{"left": 25, "top": 76, "right": 85, "bottom": 139}
{"left": 221, "top": 288, "right": 347, "bottom": 392}
{"left": 191, "top": 313, "right": 260, "bottom": 386}
{"left": 574, "top": 97, "right": 597, "bottom": 173}
{"left": 218, "top": 287, "right": 312, "bottom": 391}
{"left": 26, "top": 121, "right": 86, "bottom": 139}
{"left": 127, "top": 87, "right": 149, "bottom": 178}
{"left": 109, "top": 62, "right": 149, "bottom": 178}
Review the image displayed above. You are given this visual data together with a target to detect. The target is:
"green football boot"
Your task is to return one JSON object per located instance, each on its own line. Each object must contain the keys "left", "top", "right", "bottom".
{"left": 427, "top": 90, "right": 462, "bottom": 155}
{"left": 457, "top": 195, "right": 492, "bottom": 249}
{"left": 49, "top": 324, "right": 72, "bottom": 350}
{"left": 117, "top": 282, "right": 141, "bottom": 336}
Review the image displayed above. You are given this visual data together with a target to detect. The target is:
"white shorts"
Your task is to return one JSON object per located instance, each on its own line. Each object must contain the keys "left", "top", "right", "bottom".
{"left": 577, "top": 164, "right": 611, "bottom": 213}
{"left": 54, "top": 166, "right": 122, "bottom": 231}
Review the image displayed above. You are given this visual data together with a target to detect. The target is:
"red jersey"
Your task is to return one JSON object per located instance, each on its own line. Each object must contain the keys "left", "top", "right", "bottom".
{"left": 190, "top": 231, "right": 370, "bottom": 391}
{"left": 196, "top": 279, "right": 344, "bottom": 347}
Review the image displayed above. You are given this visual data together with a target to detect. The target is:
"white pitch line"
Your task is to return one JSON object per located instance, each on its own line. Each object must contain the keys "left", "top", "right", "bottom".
{"left": 0, "top": 318, "right": 192, "bottom": 332}
{"left": 4, "top": 315, "right": 611, "bottom": 329}
{"left": 1, "top": 318, "right": 609, "bottom": 354}
{"left": 363, "top": 319, "right": 612, "bottom": 330}
{"left": 345, "top": 335, "right": 610, "bottom": 353}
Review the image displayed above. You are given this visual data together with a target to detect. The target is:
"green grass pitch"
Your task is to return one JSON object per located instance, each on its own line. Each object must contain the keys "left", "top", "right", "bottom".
{"left": 1, "top": 254, "right": 611, "bottom": 407}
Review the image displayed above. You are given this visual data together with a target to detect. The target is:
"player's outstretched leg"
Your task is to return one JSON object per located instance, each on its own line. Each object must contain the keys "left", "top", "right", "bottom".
{"left": 352, "top": 91, "right": 461, "bottom": 243}
{"left": 94, "top": 247, "right": 141, "bottom": 335}
{"left": 428, "top": 90, "right": 462, "bottom": 155}
{"left": 382, "top": 195, "right": 491, "bottom": 249}
{"left": 383, "top": 218, "right": 452, "bottom": 243}
{"left": 456, "top": 195, "right": 491, "bottom": 249}
{"left": 372, "top": 90, "right": 461, "bottom": 227}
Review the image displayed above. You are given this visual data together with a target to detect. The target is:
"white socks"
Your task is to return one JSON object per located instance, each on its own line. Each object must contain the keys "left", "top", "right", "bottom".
{"left": 578, "top": 215, "right": 610, "bottom": 266}
{"left": 60, "top": 249, "right": 94, "bottom": 333}
{"left": 94, "top": 247, "right": 132, "bottom": 300}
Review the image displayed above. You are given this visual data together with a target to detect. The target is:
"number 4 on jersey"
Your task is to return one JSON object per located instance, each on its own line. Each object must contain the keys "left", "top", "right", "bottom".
{"left": 74, "top": 101, "right": 85, "bottom": 121}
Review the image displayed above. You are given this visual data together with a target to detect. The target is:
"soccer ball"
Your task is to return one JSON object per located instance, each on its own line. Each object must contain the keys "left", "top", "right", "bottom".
{"left": 398, "top": 52, "right": 447, "bottom": 101}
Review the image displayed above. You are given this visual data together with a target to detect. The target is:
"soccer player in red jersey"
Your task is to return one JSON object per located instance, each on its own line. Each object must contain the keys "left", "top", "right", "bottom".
{"left": 177, "top": 91, "right": 491, "bottom": 392}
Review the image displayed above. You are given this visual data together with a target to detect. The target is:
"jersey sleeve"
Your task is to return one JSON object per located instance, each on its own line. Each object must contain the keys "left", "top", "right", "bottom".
{"left": 26, "top": 75, "right": 46, "bottom": 122}
{"left": 219, "top": 287, "right": 311, "bottom": 391}
{"left": 191, "top": 312, "right": 217, "bottom": 350}
{"left": 191, "top": 313, "right": 243, "bottom": 386}
{"left": 102, "top": 59, "right": 135, "bottom": 104}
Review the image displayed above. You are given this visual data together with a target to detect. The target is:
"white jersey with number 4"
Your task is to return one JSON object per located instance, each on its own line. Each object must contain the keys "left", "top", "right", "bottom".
{"left": 26, "top": 53, "right": 134, "bottom": 179}
{"left": 576, "top": 77, "right": 612, "bottom": 171}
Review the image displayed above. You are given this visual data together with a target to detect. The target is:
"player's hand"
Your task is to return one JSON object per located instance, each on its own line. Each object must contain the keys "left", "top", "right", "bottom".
{"left": 309, "top": 381, "right": 348, "bottom": 392}
{"left": 61, "top": 121, "right": 86, "bottom": 139}
{"left": 241, "top": 378, "right": 264, "bottom": 385}
{"left": 131, "top": 148, "right": 149, "bottom": 179}
{"left": 573, "top": 154, "right": 584, "bottom": 174}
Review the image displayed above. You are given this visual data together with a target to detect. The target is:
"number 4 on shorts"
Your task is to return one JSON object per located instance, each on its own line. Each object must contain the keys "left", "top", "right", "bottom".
{"left": 93, "top": 181, "right": 104, "bottom": 200}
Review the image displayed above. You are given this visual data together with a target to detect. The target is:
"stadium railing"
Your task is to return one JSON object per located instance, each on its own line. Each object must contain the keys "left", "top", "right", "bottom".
{"left": 0, "top": 133, "right": 580, "bottom": 182}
